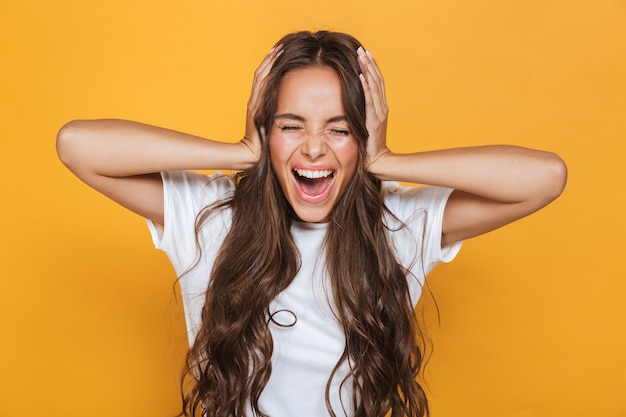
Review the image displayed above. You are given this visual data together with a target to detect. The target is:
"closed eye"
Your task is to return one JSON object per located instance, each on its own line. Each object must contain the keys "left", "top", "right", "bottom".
{"left": 279, "top": 125, "right": 303, "bottom": 132}
{"left": 328, "top": 128, "right": 351, "bottom": 136}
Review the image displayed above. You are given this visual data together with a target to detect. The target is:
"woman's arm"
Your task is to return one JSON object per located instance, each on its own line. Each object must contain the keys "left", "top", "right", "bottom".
{"left": 57, "top": 47, "right": 282, "bottom": 229}
{"left": 370, "top": 146, "right": 567, "bottom": 246}
{"left": 358, "top": 48, "right": 567, "bottom": 247}
{"left": 56, "top": 119, "right": 257, "bottom": 227}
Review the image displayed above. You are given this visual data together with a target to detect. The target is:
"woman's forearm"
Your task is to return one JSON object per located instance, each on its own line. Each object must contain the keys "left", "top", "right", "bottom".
{"left": 370, "top": 145, "right": 567, "bottom": 205}
{"left": 56, "top": 119, "right": 257, "bottom": 178}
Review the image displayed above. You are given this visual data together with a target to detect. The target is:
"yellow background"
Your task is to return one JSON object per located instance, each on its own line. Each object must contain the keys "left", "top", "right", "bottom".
{"left": 1, "top": 0, "right": 625, "bottom": 416}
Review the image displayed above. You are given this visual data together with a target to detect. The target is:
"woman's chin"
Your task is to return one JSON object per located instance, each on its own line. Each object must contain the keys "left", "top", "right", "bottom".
{"left": 292, "top": 206, "right": 331, "bottom": 224}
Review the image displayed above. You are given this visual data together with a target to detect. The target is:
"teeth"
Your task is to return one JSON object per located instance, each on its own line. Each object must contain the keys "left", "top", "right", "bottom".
{"left": 294, "top": 169, "right": 333, "bottom": 179}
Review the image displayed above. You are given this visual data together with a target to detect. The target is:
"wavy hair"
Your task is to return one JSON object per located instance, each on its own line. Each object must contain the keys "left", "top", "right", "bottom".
{"left": 181, "top": 31, "right": 429, "bottom": 417}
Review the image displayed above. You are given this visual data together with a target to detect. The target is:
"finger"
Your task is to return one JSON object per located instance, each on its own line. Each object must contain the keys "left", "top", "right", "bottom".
{"left": 254, "top": 45, "right": 283, "bottom": 84}
{"left": 363, "top": 51, "right": 387, "bottom": 113}
{"left": 358, "top": 50, "right": 387, "bottom": 119}
{"left": 365, "top": 50, "right": 385, "bottom": 86}
{"left": 358, "top": 50, "right": 383, "bottom": 101}
{"left": 359, "top": 72, "right": 374, "bottom": 113}
{"left": 248, "top": 46, "right": 283, "bottom": 110}
{"left": 245, "top": 46, "right": 283, "bottom": 141}
{"left": 359, "top": 69, "right": 381, "bottom": 128}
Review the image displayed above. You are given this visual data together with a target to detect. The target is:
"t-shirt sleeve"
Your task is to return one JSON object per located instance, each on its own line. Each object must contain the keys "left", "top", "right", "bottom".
{"left": 384, "top": 182, "right": 462, "bottom": 276}
{"left": 145, "top": 170, "right": 234, "bottom": 275}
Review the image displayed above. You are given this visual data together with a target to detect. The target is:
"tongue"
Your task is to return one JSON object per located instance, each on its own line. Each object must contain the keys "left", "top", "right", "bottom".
{"left": 298, "top": 176, "right": 332, "bottom": 197}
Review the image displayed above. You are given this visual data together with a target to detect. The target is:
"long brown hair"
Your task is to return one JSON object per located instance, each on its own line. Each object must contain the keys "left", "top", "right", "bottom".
{"left": 181, "top": 31, "right": 429, "bottom": 417}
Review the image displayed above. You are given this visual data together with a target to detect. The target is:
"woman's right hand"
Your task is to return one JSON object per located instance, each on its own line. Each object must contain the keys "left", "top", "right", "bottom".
{"left": 56, "top": 46, "right": 284, "bottom": 228}
{"left": 241, "top": 45, "right": 283, "bottom": 161}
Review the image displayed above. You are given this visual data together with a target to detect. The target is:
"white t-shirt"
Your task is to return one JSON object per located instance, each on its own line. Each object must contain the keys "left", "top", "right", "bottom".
{"left": 147, "top": 170, "right": 461, "bottom": 417}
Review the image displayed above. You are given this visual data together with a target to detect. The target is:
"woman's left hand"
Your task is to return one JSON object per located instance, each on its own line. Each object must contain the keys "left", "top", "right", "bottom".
{"left": 358, "top": 47, "right": 391, "bottom": 171}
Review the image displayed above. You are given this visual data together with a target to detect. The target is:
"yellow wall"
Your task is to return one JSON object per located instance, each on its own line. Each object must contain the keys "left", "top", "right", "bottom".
{"left": 1, "top": 1, "right": 625, "bottom": 416}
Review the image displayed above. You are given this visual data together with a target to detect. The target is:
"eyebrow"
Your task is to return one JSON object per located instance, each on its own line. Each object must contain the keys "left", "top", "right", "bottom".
{"left": 274, "top": 113, "right": 348, "bottom": 124}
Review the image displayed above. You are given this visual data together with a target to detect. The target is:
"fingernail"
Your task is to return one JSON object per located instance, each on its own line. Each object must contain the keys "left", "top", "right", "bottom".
{"left": 357, "top": 46, "right": 365, "bottom": 56}
{"left": 366, "top": 50, "right": 373, "bottom": 58}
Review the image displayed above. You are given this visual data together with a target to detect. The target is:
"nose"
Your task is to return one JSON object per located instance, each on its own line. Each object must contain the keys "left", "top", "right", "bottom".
{"left": 301, "top": 131, "right": 327, "bottom": 160}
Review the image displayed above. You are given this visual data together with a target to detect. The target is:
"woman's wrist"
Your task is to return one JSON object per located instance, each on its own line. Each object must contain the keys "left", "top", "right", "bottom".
{"left": 234, "top": 139, "right": 261, "bottom": 170}
{"left": 367, "top": 151, "right": 407, "bottom": 182}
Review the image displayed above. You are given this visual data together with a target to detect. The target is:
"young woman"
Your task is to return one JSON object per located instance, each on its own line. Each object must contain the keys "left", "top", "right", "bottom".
{"left": 56, "top": 31, "right": 567, "bottom": 417}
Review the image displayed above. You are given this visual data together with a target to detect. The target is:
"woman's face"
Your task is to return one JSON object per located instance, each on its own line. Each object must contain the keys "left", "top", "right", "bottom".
{"left": 269, "top": 66, "right": 359, "bottom": 223}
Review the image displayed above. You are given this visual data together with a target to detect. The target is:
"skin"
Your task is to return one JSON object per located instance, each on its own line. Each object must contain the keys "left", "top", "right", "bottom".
{"left": 56, "top": 45, "right": 567, "bottom": 247}
{"left": 269, "top": 66, "right": 359, "bottom": 223}
{"left": 356, "top": 47, "right": 567, "bottom": 246}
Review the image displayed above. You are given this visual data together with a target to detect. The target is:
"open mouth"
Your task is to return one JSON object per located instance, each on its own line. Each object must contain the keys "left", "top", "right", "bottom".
{"left": 293, "top": 168, "right": 335, "bottom": 197}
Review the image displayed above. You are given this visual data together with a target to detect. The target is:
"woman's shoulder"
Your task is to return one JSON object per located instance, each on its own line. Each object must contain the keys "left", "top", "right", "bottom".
{"left": 163, "top": 169, "right": 235, "bottom": 185}
{"left": 382, "top": 181, "right": 455, "bottom": 222}
{"left": 382, "top": 181, "right": 453, "bottom": 204}
{"left": 163, "top": 170, "right": 235, "bottom": 194}
{"left": 160, "top": 170, "right": 237, "bottom": 213}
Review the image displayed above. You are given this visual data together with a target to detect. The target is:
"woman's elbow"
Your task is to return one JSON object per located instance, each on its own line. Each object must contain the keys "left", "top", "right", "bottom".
{"left": 541, "top": 152, "right": 568, "bottom": 203}
{"left": 56, "top": 119, "right": 88, "bottom": 169}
